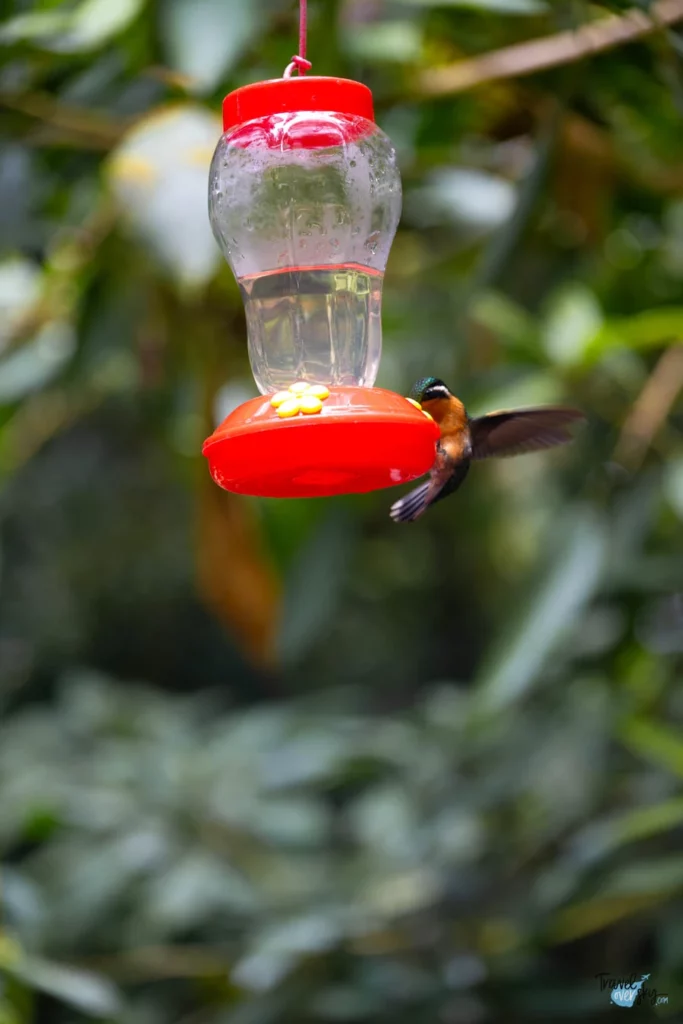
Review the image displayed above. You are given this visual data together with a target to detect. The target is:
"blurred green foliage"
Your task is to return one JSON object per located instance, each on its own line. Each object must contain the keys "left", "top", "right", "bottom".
{"left": 1, "top": 0, "right": 683, "bottom": 1022}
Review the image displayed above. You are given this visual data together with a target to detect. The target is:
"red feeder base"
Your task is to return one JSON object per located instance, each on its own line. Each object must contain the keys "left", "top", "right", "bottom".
{"left": 203, "top": 387, "right": 440, "bottom": 498}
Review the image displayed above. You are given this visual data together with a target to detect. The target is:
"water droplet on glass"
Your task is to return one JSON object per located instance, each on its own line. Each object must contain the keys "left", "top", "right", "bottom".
{"left": 365, "top": 230, "right": 380, "bottom": 255}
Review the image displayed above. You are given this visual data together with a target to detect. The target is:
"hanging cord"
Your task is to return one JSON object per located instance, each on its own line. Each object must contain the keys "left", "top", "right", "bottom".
{"left": 283, "top": 0, "right": 312, "bottom": 76}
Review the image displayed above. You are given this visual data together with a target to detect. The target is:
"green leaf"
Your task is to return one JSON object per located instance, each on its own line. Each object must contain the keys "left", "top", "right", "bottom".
{"left": 0, "top": 322, "right": 75, "bottom": 404}
{"left": 0, "top": 1002, "right": 21, "bottom": 1024}
{"left": 277, "top": 511, "right": 356, "bottom": 666}
{"left": 108, "top": 105, "right": 222, "bottom": 289}
{"left": 0, "top": 933, "right": 23, "bottom": 970}
{"left": 407, "top": 169, "right": 516, "bottom": 232}
{"left": 252, "top": 798, "right": 330, "bottom": 846}
{"left": 0, "top": 0, "right": 144, "bottom": 52}
{"left": 234, "top": 916, "right": 342, "bottom": 991}
{"left": 583, "top": 307, "right": 683, "bottom": 364}
{"left": 161, "top": 0, "right": 263, "bottom": 94}
{"left": 468, "top": 371, "right": 565, "bottom": 418}
{"left": 0, "top": 10, "right": 72, "bottom": 45}
{"left": 342, "top": 23, "right": 422, "bottom": 63}
{"left": 619, "top": 717, "right": 683, "bottom": 778}
{"left": 550, "top": 893, "right": 664, "bottom": 943}
{"left": 144, "top": 853, "right": 260, "bottom": 927}
{"left": 347, "top": 785, "right": 418, "bottom": 861}
{"left": 542, "top": 284, "right": 603, "bottom": 367}
{"left": 52, "top": 0, "right": 145, "bottom": 52}
{"left": 572, "top": 797, "right": 683, "bottom": 868}
{"left": 310, "top": 988, "right": 383, "bottom": 1021}
{"left": 13, "top": 958, "right": 121, "bottom": 1018}
{"left": 604, "top": 857, "right": 683, "bottom": 898}
{"left": 392, "top": 0, "right": 546, "bottom": 12}
{"left": 432, "top": 809, "right": 485, "bottom": 863}
{"left": 260, "top": 729, "right": 354, "bottom": 788}
{"left": 361, "top": 867, "right": 441, "bottom": 917}
{"left": 475, "top": 508, "right": 607, "bottom": 712}
{"left": 468, "top": 289, "right": 538, "bottom": 350}
{"left": 664, "top": 456, "right": 683, "bottom": 519}
{"left": 0, "top": 258, "right": 43, "bottom": 353}
{"left": 615, "top": 797, "right": 683, "bottom": 845}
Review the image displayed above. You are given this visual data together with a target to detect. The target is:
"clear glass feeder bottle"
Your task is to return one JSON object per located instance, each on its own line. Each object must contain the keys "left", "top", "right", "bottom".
{"left": 202, "top": 77, "right": 439, "bottom": 500}
{"left": 208, "top": 78, "right": 402, "bottom": 394}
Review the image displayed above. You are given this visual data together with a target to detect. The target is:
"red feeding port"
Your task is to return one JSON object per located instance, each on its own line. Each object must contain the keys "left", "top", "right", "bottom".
{"left": 203, "top": 388, "right": 439, "bottom": 499}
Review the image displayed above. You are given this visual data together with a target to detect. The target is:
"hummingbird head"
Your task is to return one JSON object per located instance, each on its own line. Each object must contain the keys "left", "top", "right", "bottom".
{"left": 409, "top": 377, "right": 452, "bottom": 403}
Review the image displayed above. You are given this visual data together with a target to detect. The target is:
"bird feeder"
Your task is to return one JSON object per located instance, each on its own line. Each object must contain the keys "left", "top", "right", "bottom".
{"left": 203, "top": 73, "right": 439, "bottom": 498}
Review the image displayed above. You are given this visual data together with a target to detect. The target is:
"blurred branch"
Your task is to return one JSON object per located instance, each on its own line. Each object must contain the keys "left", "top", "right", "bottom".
{"left": 4, "top": 202, "right": 116, "bottom": 354}
{"left": 643, "top": 0, "right": 683, "bottom": 117}
{"left": 196, "top": 459, "right": 282, "bottom": 672}
{"left": 0, "top": 202, "right": 116, "bottom": 472}
{"left": 549, "top": 892, "right": 668, "bottom": 943}
{"left": 0, "top": 389, "right": 99, "bottom": 475}
{"left": 419, "top": 0, "right": 683, "bottom": 96}
{"left": 78, "top": 946, "right": 231, "bottom": 982}
{"left": 469, "top": 101, "right": 560, "bottom": 298}
{"left": 0, "top": 91, "right": 124, "bottom": 149}
{"left": 614, "top": 344, "right": 683, "bottom": 471}
{"left": 195, "top": 319, "right": 281, "bottom": 672}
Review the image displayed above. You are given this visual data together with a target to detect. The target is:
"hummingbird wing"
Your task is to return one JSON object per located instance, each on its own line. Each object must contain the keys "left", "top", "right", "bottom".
{"left": 390, "top": 449, "right": 469, "bottom": 523}
{"left": 470, "top": 407, "right": 584, "bottom": 460}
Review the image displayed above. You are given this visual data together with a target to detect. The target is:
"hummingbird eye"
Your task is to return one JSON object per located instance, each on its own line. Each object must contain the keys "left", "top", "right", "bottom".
{"left": 422, "top": 380, "right": 449, "bottom": 401}
{"left": 410, "top": 376, "right": 449, "bottom": 402}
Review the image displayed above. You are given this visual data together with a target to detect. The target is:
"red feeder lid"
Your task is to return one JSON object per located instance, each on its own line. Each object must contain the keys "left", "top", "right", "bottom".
{"left": 203, "top": 387, "right": 439, "bottom": 499}
{"left": 222, "top": 77, "right": 374, "bottom": 132}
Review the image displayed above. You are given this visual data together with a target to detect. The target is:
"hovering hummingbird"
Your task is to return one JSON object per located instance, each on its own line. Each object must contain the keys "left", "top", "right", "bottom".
{"left": 390, "top": 377, "right": 584, "bottom": 523}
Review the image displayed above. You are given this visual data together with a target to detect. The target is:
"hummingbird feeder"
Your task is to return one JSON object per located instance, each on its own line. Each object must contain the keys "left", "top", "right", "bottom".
{"left": 203, "top": 0, "right": 439, "bottom": 498}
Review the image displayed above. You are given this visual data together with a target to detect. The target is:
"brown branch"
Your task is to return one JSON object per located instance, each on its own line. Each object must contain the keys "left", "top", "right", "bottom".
{"left": 419, "top": 0, "right": 683, "bottom": 97}
{"left": 0, "top": 90, "right": 124, "bottom": 149}
{"left": 0, "top": 387, "right": 103, "bottom": 475}
{"left": 614, "top": 343, "right": 683, "bottom": 471}
{"left": 76, "top": 945, "right": 232, "bottom": 983}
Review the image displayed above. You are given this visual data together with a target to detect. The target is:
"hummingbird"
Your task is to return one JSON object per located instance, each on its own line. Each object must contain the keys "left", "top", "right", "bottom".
{"left": 390, "top": 377, "right": 585, "bottom": 523}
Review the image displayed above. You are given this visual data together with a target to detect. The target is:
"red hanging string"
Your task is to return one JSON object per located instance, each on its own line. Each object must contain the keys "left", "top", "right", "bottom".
{"left": 298, "top": 0, "right": 307, "bottom": 63}
{"left": 283, "top": 0, "right": 312, "bottom": 77}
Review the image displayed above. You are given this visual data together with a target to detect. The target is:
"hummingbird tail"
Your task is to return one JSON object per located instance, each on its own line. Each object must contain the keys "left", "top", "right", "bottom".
{"left": 389, "top": 481, "right": 431, "bottom": 523}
